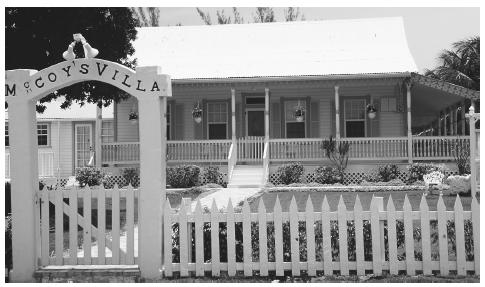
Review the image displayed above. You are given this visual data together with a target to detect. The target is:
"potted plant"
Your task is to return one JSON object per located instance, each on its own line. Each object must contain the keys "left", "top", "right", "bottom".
{"left": 366, "top": 103, "right": 377, "bottom": 119}
{"left": 128, "top": 111, "right": 138, "bottom": 124}
{"left": 192, "top": 105, "right": 203, "bottom": 123}
{"left": 294, "top": 105, "right": 305, "bottom": 122}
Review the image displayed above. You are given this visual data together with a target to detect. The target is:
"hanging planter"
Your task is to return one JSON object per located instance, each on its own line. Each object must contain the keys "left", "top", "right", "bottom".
{"left": 294, "top": 103, "right": 305, "bottom": 122}
{"left": 366, "top": 103, "right": 377, "bottom": 119}
{"left": 129, "top": 111, "right": 138, "bottom": 124}
{"left": 192, "top": 105, "right": 203, "bottom": 124}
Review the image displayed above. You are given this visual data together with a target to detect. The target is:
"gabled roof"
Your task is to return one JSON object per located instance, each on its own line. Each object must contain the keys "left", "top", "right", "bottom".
{"left": 5, "top": 98, "right": 113, "bottom": 121}
{"left": 133, "top": 17, "right": 418, "bottom": 80}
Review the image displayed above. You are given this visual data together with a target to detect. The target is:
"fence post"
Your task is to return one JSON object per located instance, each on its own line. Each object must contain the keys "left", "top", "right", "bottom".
{"left": 466, "top": 106, "right": 478, "bottom": 198}
{"left": 6, "top": 69, "right": 39, "bottom": 282}
{"left": 374, "top": 197, "right": 386, "bottom": 263}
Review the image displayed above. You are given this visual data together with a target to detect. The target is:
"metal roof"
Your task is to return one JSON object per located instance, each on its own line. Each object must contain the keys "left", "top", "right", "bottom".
{"left": 5, "top": 98, "right": 113, "bottom": 121}
{"left": 133, "top": 17, "right": 418, "bottom": 80}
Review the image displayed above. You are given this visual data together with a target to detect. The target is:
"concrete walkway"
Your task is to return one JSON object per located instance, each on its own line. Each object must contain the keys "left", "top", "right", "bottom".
{"left": 190, "top": 187, "right": 262, "bottom": 211}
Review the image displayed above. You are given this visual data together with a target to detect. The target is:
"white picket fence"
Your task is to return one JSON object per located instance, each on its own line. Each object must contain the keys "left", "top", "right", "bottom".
{"left": 163, "top": 194, "right": 480, "bottom": 277}
{"left": 37, "top": 185, "right": 138, "bottom": 266}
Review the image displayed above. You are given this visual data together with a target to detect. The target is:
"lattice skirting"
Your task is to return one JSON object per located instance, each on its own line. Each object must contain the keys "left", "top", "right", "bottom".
{"left": 269, "top": 168, "right": 459, "bottom": 186}
{"left": 51, "top": 171, "right": 227, "bottom": 189}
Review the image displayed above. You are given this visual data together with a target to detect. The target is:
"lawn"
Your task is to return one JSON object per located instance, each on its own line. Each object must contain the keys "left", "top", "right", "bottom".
{"left": 247, "top": 190, "right": 476, "bottom": 212}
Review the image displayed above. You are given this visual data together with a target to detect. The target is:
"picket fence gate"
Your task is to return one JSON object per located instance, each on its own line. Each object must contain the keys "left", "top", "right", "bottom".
{"left": 163, "top": 194, "right": 480, "bottom": 278}
{"left": 37, "top": 185, "right": 139, "bottom": 266}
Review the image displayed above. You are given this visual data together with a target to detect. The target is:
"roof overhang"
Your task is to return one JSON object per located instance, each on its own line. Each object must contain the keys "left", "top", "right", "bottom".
{"left": 411, "top": 73, "right": 479, "bottom": 100}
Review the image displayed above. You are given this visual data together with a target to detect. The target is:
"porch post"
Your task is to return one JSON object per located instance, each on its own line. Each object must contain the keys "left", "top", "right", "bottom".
{"left": 136, "top": 66, "right": 168, "bottom": 279}
{"left": 461, "top": 100, "right": 466, "bottom": 135}
{"left": 406, "top": 81, "right": 413, "bottom": 163}
{"left": 443, "top": 109, "right": 448, "bottom": 136}
{"left": 449, "top": 107, "right": 454, "bottom": 135}
{"left": 335, "top": 85, "right": 340, "bottom": 139}
{"left": 438, "top": 112, "right": 442, "bottom": 136}
{"left": 6, "top": 70, "right": 39, "bottom": 282}
{"left": 231, "top": 88, "right": 236, "bottom": 143}
{"left": 467, "top": 106, "right": 478, "bottom": 198}
{"left": 95, "top": 102, "right": 102, "bottom": 167}
{"left": 265, "top": 87, "right": 270, "bottom": 142}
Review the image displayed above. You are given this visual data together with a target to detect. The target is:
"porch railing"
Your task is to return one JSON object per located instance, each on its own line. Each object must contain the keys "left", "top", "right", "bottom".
{"left": 5, "top": 150, "right": 54, "bottom": 178}
{"left": 412, "top": 136, "right": 470, "bottom": 160}
{"left": 102, "top": 142, "right": 140, "bottom": 164}
{"left": 237, "top": 136, "right": 265, "bottom": 162}
{"left": 167, "top": 140, "right": 231, "bottom": 162}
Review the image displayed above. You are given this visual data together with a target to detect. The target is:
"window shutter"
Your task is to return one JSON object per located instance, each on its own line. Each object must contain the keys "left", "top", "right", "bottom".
{"left": 175, "top": 103, "right": 184, "bottom": 140}
{"left": 271, "top": 102, "right": 281, "bottom": 138}
{"left": 227, "top": 99, "right": 232, "bottom": 139}
{"left": 311, "top": 101, "right": 319, "bottom": 137}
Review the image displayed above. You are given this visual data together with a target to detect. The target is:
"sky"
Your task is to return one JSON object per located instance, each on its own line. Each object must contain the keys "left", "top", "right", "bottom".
{"left": 154, "top": 7, "right": 480, "bottom": 73}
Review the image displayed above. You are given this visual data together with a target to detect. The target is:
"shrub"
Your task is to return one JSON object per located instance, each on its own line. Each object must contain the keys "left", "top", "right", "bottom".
{"left": 202, "top": 166, "right": 222, "bottom": 185}
{"left": 313, "top": 166, "right": 342, "bottom": 184}
{"left": 276, "top": 162, "right": 304, "bottom": 185}
{"left": 362, "top": 174, "right": 380, "bottom": 183}
{"left": 378, "top": 164, "right": 400, "bottom": 182}
{"left": 167, "top": 165, "right": 200, "bottom": 188}
{"left": 451, "top": 137, "right": 471, "bottom": 175}
{"left": 321, "top": 136, "right": 351, "bottom": 178}
{"left": 122, "top": 168, "right": 139, "bottom": 187}
{"left": 407, "top": 163, "right": 446, "bottom": 183}
{"left": 75, "top": 167, "right": 107, "bottom": 187}
{"left": 5, "top": 215, "right": 12, "bottom": 279}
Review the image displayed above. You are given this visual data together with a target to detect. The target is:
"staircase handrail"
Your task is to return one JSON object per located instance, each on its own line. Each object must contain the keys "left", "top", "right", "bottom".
{"left": 262, "top": 141, "right": 270, "bottom": 186}
{"left": 227, "top": 143, "right": 237, "bottom": 182}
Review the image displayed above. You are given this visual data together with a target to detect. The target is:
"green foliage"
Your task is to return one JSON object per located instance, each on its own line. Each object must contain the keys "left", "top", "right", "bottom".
{"left": 321, "top": 136, "right": 351, "bottom": 177}
{"left": 75, "top": 167, "right": 107, "bottom": 187}
{"left": 378, "top": 164, "right": 400, "bottom": 182}
{"left": 451, "top": 138, "right": 471, "bottom": 175}
{"left": 276, "top": 162, "right": 304, "bottom": 185}
{"left": 122, "top": 167, "right": 139, "bottom": 187}
{"left": 202, "top": 166, "right": 222, "bottom": 185}
{"left": 313, "top": 166, "right": 342, "bottom": 184}
{"left": 167, "top": 165, "right": 200, "bottom": 188}
{"left": 5, "top": 8, "right": 138, "bottom": 111}
{"left": 5, "top": 215, "right": 12, "bottom": 276}
{"left": 407, "top": 163, "right": 446, "bottom": 183}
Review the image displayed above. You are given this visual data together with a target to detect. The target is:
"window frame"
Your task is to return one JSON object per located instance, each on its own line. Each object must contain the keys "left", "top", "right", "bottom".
{"left": 101, "top": 120, "right": 114, "bottom": 143}
{"left": 343, "top": 99, "right": 367, "bottom": 138}
{"left": 206, "top": 102, "right": 229, "bottom": 140}
{"left": 37, "top": 123, "right": 50, "bottom": 146}
{"left": 284, "top": 100, "right": 306, "bottom": 138}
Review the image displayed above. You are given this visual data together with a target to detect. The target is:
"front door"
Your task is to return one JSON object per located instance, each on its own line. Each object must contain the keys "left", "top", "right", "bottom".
{"left": 246, "top": 110, "right": 265, "bottom": 137}
{"left": 75, "top": 124, "right": 92, "bottom": 168}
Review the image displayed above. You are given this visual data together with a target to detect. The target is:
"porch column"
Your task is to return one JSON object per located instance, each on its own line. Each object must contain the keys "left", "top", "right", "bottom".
{"left": 335, "top": 85, "right": 340, "bottom": 139}
{"left": 231, "top": 88, "right": 236, "bottom": 143}
{"left": 6, "top": 70, "right": 39, "bottom": 282}
{"left": 443, "top": 109, "right": 448, "bottom": 136}
{"left": 406, "top": 81, "right": 413, "bottom": 163}
{"left": 466, "top": 106, "right": 478, "bottom": 198}
{"left": 461, "top": 100, "right": 466, "bottom": 135}
{"left": 136, "top": 66, "right": 168, "bottom": 279}
{"left": 438, "top": 112, "right": 442, "bottom": 136}
{"left": 95, "top": 102, "right": 102, "bottom": 167}
{"left": 265, "top": 87, "right": 270, "bottom": 142}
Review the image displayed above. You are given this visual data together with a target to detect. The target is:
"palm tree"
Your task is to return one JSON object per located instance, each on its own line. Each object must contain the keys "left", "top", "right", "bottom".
{"left": 425, "top": 36, "right": 479, "bottom": 91}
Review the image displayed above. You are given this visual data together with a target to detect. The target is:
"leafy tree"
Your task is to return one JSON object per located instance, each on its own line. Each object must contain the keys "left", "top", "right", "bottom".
{"left": 5, "top": 7, "right": 139, "bottom": 111}
{"left": 253, "top": 7, "right": 275, "bottom": 23}
{"left": 424, "top": 36, "right": 480, "bottom": 91}
{"left": 131, "top": 7, "right": 160, "bottom": 27}
{"left": 196, "top": 8, "right": 212, "bottom": 25}
{"left": 284, "top": 7, "right": 305, "bottom": 21}
{"left": 232, "top": 7, "right": 244, "bottom": 24}
{"left": 196, "top": 7, "right": 244, "bottom": 25}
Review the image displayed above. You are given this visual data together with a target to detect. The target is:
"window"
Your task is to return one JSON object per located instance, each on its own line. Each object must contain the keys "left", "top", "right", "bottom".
{"left": 381, "top": 97, "right": 397, "bottom": 112}
{"left": 37, "top": 123, "right": 49, "bottom": 146}
{"left": 5, "top": 123, "right": 9, "bottom": 147}
{"left": 285, "top": 101, "right": 305, "bottom": 138}
{"left": 344, "top": 99, "right": 366, "bottom": 137}
{"left": 207, "top": 102, "right": 228, "bottom": 139}
{"left": 166, "top": 103, "right": 171, "bottom": 140}
{"left": 101, "top": 121, "right": 114, "bottom": 143}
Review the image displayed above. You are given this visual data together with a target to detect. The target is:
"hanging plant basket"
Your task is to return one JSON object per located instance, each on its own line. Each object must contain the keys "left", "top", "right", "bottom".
{"left": 294, "top": 106, "right": 305, "bottom": 122}
{"left": 192, "top": 106, "right": 203, "bottom": 124}
{"left": 366, "top": 104, "right": 377, "bottom": 119}
{"left": 129, "top": 111, "right": 138, "bottom": 124}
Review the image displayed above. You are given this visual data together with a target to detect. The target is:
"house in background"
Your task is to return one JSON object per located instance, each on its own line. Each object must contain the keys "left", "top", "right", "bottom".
{"left": 102, "top": 17, "right": 479, "bottom": 186}
{"left": 5, "top": 98, "right": 113, "bottom": 182}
